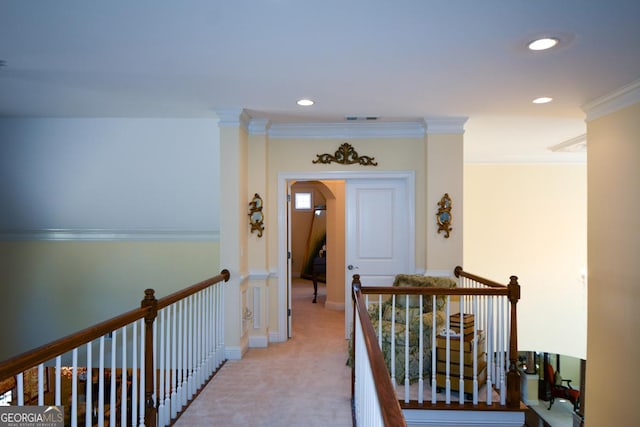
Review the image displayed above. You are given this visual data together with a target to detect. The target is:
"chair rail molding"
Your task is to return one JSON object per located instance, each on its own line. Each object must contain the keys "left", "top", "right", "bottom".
{"left": 0, "top": 228, "right": 219, "bottom": 242}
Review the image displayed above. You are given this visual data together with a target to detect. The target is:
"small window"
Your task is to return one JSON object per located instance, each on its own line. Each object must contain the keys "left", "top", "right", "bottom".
{"left": 295, "top": 192, "right": 312, "bottom": 210}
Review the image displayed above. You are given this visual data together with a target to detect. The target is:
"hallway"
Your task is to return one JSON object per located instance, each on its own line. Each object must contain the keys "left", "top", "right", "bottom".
{"left": 174, "top": 279, "right": 353, "bottom": 426}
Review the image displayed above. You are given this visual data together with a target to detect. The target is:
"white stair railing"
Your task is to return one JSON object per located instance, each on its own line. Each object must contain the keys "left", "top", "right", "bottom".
{"left": 0, "top": 269, "right": 230, "bottom": 427}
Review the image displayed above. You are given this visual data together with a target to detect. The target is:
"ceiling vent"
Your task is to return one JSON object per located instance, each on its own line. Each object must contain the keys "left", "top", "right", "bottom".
{"left": 345, "top": 116, "right": 378, "bottom": 121}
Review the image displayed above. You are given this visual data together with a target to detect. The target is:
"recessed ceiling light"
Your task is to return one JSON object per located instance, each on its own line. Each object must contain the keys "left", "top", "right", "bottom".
{"left": 297, "top": 99, "right": 314, "bottom": 107}
{"left": 533, "top": 97, "right": 553, "bottom": 104}
{"left": 528, "top": 37, "right": 559, "bottom": 51}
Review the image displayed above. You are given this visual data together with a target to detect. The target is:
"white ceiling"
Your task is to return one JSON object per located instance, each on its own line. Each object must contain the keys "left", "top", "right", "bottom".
{"left": 1, "top": 0, "right": 639, "bottom": 163}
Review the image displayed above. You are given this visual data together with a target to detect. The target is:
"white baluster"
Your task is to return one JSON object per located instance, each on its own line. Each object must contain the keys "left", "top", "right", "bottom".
{"left": 182, "top": 297, "right": 189, "bottom": 406}
{"left": 98, "top": 337, "right": 105, "bottom": 427}
{"left": 139, "top": 319, "right": 146, "bottom": 427}
{"left": 500, "top": 296, "right": 507, "bottom": 405}
{"left": 418, "top": 294, "right": 424, "bottom": 404}
{"left": 110, "top": 330, "right": 117, "bottom": 427}
{"left": 219, "top": 282, "right": 226, "bottom": 366}
{"left": 486, "top": 296, "right": 493, "bottom": 405}
{"left": 459, "top": 297, "right": 464, "bottom": 404}
{"left": 431, "top": 295, "right": 437, "bottom": 404}
{"left": 390, "top": 294, "right": 396, "bottom": 389}
{"left": 165, "top": 305, "right": 172, "bottom": 425}
{"left": 444, "top": 296, "right": 451, "bottom": 403}
{"left": 205, "top": 288, "right": 211, "bottom": 377}
{"left": 132, "top": 322, "right": 138, "bottom": 427}
{"left": 473, "top": 295, "right": 479, "bottom": 405}
{"left": 404, "top": 294, "right": 410, "bottom": 403}
{"left": 16, "top": 373, "right": 24, "bottom": 406}
{"left": 188, "top": 295, "right": 195, "bottom": 399}
{"left": 72, "top": 348, "right": 78, "bottom": 427}
{"left": 198, "top": 290, "right": 204, "bottom": 386}
{"left": 121, "top": 326, "right": 128, "bottom": 427}
{"left": 152, "top": 313, "right": 157, "bottom": 409}
{"left": 197, "top": 291, "right": 204, "bottom": 388}
{"left": 176, "top": 299, "right": 184, "bottom": 414}
{"left": 377, "top": 295, "right": 382, "bottom": 348}
{"left": 158, "top": 309, "right": 165, "bottom": 427}
{"left": 86, "top": 343, "right": 92, "bottom": 427}
{"left": 37, "top": 363, "right": 44, "bottom": 406}
{"left": 55, "top": 356, "right": 61, "bottom": 406}
{"left": 212, "top": 286, "right": 218, "bottom": 369}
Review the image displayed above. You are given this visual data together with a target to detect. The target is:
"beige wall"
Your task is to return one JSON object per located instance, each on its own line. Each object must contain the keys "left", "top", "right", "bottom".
{"left": 464, "top": 164, "right": 587, "bottom": 359}
{"left": 585, "top": 101, "right": 640, "bottom": 426}
{"left": 256, "top": 132, "right": 464, "bottom": 340}
{"left": 266, "top": 137, "right": 427, "bottom": 270}
{"left": 321, "top": 180, "right": 346, "bottom": 309}
{"left": 0, "top": 240, "right": 220, "bottom": 360}
{"left": 426, "top": 134, "right": 464, "bottom": 270}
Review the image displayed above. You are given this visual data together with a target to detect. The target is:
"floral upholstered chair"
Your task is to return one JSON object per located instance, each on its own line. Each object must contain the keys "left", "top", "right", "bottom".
{"left": 368, "top": 274, "right": 456, "bottom": 384}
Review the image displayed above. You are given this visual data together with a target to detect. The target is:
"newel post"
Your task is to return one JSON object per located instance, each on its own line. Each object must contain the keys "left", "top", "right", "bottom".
{"left": 506, "top": 275, "right": 521, "bottom": 408}
{"left": 142, "top": 289, "right": 158, "bottom": 427}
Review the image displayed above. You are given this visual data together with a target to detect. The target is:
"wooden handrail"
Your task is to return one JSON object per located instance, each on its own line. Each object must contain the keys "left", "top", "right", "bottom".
{"left": 157, "top": 269, "right": 230, "bottom": 310}
{"left": 0, "top": 269, "right": 231, "bottom": 382}
{"left": 454, "top": 265, "right": 507, "bottom": 288}
{"left": 0, "top": 268, "right": 231, "bottom": 427}
{"left": 358, "top": 286, "right": 509, "bottom": 297}
{"left": 352, "top": 274, "right": 406, "bottom": 427}
{"left": 0, "top": 306, "right": 148, "bottom": 380}
{"left": 353, "top": 267, "right": 523, "bottom": 411}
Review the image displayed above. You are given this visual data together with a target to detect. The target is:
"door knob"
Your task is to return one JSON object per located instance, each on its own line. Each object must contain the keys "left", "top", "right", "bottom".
{"left": 347, "top": 265, "right": 358, "bottom": 270}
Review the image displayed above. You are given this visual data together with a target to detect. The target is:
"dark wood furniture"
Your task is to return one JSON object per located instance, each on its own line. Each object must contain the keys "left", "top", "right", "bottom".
{"left": 311, "top": 255, "right": 326, "bottom": 303}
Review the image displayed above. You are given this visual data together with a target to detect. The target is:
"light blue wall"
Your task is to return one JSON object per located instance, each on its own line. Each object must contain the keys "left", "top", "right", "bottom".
{"left": 0, "top": 118, "right": 223, "bottom": 360}
{"left": 0, "top": 118, "right": 220, "bottom": 232}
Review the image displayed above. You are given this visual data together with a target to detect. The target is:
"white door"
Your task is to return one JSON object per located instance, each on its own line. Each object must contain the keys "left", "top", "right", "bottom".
{"left": 286, "top": 184, "right": 293, "bottom": 338}
{"left": 345, "top": 178, "right": 414, "bottom": 337}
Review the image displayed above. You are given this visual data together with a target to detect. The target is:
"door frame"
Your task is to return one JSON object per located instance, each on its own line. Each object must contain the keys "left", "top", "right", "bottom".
{"left": 277, "top": 170, "right": 415, "bottom": 342}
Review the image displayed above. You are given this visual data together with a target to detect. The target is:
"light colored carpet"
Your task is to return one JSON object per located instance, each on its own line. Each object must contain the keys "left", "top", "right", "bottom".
{"left": 174, "top": 279, "right": 353, "bottom": 427}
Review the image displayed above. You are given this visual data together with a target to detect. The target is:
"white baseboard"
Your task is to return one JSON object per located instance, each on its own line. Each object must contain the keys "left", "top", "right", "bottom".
{"left": 224, "top": 346, "right": 243, "bottom": 360}
{"left": 248, "top": 335, "right": 268, "bottom": 348}
{"left": 324, "top": 300, "right": 345, "bottom": 311}
{"left": 269, "top": 331, "right": 285, "bottom": 343}
{"left": 403, "top": 409, "right": 524, "bottom": 426}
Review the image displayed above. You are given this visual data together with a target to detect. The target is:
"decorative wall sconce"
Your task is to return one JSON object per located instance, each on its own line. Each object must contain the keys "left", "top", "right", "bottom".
{"left": 436, "top": 193, "right": 452, "bottom": 238}
{"left": 248, "top": 193, "right": 264, "bottom": 237}
{"left": 312, "top": 142, "right": 378, "bottom": 166}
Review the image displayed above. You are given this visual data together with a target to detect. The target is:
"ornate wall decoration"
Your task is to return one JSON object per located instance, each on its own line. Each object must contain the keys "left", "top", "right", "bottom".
{"left": 312, "top": 142, "right": 378, "bottom": 166}
{"left": 436, "top": 193, "right": 452, "bottom": 238}
{"left": 248, "top": 193, "right": 264, "bottom": 237}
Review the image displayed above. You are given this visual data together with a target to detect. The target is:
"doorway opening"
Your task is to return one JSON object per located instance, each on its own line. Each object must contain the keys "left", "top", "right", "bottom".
{"left": 277, "top": 171, "right": 416, "bottom": 342}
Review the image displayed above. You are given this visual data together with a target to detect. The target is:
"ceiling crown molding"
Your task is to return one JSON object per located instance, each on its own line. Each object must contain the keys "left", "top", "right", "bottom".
{"left": 267, "top": 121, "right": 426, "bottom": 139}
{"left": 248, "top": 118, "right": 271, "bottom": 135}
{"left": 424, "top": 116, "right": 468, "bottom": 134}
{"left": 582, "top": 78, "right": 640, "bottom": 122}
{"left": 214, "top": 108, "right": 251, "bottom": 131}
